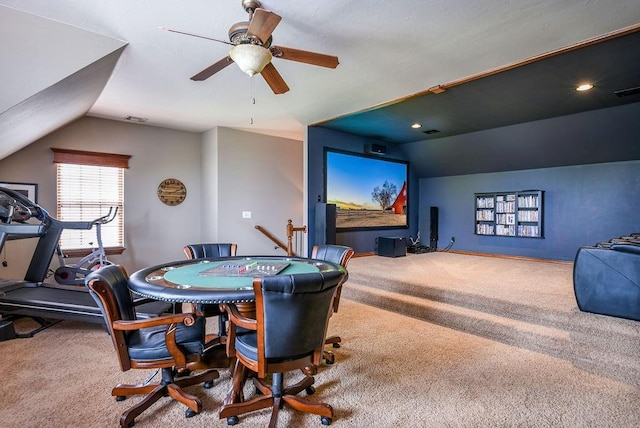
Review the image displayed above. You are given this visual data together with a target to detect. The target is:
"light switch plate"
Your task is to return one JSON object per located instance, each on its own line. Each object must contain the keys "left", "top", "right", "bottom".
{"left": 242, "top": 211, "right": 252, "bottom": 219}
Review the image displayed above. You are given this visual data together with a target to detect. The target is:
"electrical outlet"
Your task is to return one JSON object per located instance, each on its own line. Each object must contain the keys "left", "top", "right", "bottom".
{"left": 242, "top": 211, "right": 252, "bottom": 219}
{"left": 451, "top": 236, "right": 455, "bottom": 242}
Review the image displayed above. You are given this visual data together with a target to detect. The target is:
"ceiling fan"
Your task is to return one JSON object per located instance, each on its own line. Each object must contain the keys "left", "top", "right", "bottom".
{"left": 163, "top": 0, "right": 339, "bottom": 94}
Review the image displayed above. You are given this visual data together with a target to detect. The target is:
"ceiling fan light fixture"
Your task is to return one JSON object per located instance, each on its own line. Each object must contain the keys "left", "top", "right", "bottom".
{"left": 229, "top": 44, "right": 272, "bottom": 76}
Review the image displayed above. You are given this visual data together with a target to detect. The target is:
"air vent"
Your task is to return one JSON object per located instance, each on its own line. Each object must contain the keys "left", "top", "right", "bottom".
{"left": 614, "top": 86, "right": 640, "bottom": 98}
{"left": 423, "top": 129, "right": 440, "bottom": 135}
{"left": 124, "top": 115, "right": 148, "bottom": 123}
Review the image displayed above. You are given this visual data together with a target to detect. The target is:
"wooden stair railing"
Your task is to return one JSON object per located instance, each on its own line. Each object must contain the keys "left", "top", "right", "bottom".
{"left": 286, "top": 220, "right": 307, "bottom": 256}
{"left": 255, "top": 219, "right": 307, "bottom": 256}
{"left": 254, "top": 225, "right": 288, "bottom": 253}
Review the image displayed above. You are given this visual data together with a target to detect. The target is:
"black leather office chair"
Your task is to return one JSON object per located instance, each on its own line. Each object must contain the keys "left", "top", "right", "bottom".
{"left": 183, "top": 243, "right": 238, "bottom": 260}
{"left": 85, "top": 265, "right": 227, "bottom": 428}
{"left": 183, "top": 243, "right": 238, "bottom": 341}
{"left": 219, "top": 270, "right": 344, "bottom": 427}
{"left": 311, "top": 245, "right": 354, "bottom": 364}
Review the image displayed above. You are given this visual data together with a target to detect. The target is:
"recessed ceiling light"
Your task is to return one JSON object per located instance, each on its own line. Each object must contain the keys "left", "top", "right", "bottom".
{"left": 576, "top": 84, "right": 594, "bottom": 91}
{"left": 411, "top": 123, "right": 422, "bottom": 129}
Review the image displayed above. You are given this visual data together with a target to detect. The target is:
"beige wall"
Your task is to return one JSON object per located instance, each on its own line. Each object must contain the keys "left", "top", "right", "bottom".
{"left": 215, "top": 127, "right": 304, "bottom": 256}
{"left": 0, "top": 116, "right": 303, "bottom": 279}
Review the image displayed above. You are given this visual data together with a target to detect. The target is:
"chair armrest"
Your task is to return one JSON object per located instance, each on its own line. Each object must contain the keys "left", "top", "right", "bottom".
{"left": 113, "top": 313, "right": 198, "bottom": 367}
{"left": 112, "top": 313, "right": 197, "bottom": 331}
{"left": 223, "top": 303, "right": 257, "bottom": 330}
{"left": 221, "top": 303, "right": 256, "bottom": 359}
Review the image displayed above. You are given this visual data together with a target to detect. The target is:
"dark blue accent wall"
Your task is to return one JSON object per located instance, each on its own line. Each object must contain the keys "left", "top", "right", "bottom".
{"left": 419, "top": 160, "right": 640, "bottom": 261}
{"left": 307, "top": 127, "right": 419, "bottom": 255}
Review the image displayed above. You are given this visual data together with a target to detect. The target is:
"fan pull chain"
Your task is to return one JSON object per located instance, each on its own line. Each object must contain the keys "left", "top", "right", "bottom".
{"left": 249, "top": 76, "right": 256, "bottom": 125}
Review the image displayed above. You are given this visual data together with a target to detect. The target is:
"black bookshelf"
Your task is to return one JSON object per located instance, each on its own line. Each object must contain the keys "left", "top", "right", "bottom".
{"left": 474, "top": 190, "right": 544, "bottom": 238}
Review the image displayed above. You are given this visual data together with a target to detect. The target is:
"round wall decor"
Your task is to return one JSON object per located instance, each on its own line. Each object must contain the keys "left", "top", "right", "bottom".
{"left": 157, "top": 178, "right": 186, "bottom": 206}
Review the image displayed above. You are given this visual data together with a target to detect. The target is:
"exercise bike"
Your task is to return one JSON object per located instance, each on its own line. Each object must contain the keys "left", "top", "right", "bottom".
{"left": 53, "top": 207, "right": 117, "bottom": 286}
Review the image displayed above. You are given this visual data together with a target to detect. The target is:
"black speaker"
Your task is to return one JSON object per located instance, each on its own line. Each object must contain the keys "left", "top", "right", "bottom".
{"left": 429, "top": 206, "right": 439, "bottom": 250}
{"left": 315, "top": 203, "right": 336, "bottom": 245}
{"left": 378, "top": 237, "right": 406, "bottom": 257}
{"left": 365, "top": 143, "right": 387, "bottom": 155}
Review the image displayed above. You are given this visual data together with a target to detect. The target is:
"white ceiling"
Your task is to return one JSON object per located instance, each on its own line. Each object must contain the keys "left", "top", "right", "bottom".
{"left": 1, "top": 0, "right": 640, "bottom": 152}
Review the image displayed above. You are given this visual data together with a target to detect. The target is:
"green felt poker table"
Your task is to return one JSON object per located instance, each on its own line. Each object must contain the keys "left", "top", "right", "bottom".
{"left": 129, "top": 256, "right": 346, "bottom": 304}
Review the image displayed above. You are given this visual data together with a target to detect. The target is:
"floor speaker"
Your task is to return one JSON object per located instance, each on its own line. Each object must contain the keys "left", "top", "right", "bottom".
{"left": 315, "top": 203, "right": 336, "bottom": 245}
{"left": 429, "top": 206, "right": 439, "bottom": 250}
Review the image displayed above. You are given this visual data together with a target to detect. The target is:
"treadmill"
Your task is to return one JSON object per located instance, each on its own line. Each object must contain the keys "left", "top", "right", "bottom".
{"left": 0, "top": 187, "right": 170, "bottom": 340}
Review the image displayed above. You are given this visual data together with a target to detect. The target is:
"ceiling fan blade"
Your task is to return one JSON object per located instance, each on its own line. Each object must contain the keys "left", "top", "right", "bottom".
{"left": 260, "top": 62, "right": 290, "bottom": 94}
{"left": 160, "top": 27, "right": 234, "bottom": 46}
{"left": 247, "top": 8, "right": 282, "bottom": 44}
{"left": 271, "top": 46, "right": 339, "bottom": 69}
{"left": 191, "top": 57, "right": 234, "bottom": 81}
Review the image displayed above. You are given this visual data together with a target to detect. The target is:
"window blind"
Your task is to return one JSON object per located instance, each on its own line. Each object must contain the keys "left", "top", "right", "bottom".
{"left": 56, "top": 163, "right": 124, "bottom": 250}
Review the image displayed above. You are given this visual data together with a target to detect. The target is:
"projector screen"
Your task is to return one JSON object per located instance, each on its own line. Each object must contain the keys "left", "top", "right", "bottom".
{"left": 324, "top": 149, "right": 408, "bottom": 231}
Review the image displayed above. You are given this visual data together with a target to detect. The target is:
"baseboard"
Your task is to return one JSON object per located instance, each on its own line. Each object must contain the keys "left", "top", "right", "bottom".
{"left": 352, "top": 249, "right": 571, "bottom": 265}
{"left": 444, "top": 249, "right": 573, "bottom": 265}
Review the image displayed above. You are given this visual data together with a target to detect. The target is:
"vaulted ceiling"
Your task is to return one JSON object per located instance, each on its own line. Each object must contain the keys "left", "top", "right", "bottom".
{"left": 1, "top": 1, "right": 639, "bottom": 173}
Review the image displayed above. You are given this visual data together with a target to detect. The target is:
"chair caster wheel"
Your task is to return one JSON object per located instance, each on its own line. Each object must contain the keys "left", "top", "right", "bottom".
{"left": 305, "top": 385, "right": 316, "bottom": 395}
{"left": 321, "top": 416, "right": 332, "bottom": 425}
{"left": 115, "top": 395, "right": 126, "bottom": 402}
{"left": 325, "top": 353, "right": 335, "bottom": 364}
{"left": 227, "top": 416, "right": 239, "bottom": 425}
{"left": 204, "top": 380, "right": 214, "bottom": 389}
{"left": 185, "top": 409, "right": 198, "bottom": 418}
{"left": 332, "top": 343, "right": 340, "bottom": 349}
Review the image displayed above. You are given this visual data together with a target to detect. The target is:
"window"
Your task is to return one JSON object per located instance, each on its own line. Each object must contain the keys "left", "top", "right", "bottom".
{"left": 52, "top": 148, "right": 130, "bottom": 255}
